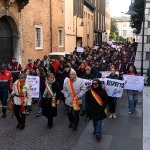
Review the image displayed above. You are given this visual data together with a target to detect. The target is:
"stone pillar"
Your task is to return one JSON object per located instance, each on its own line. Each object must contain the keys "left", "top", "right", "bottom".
{"left": 134, "top": 0, "right": 150, "bottom": 74}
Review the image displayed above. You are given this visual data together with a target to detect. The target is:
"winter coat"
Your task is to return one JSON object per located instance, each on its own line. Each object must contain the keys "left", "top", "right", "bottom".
{"left": 85, "top": 87, "right": 108, "bottom": 121}
{"left": 41, "top": 81, "right": 60, "bottom": 118}
{"left": 11, "top": 80, "right": 32, "bottom": 106}
{"left": 82, "top": 73, "right": 94, "bottom": 80}
{"left": 91, "top": 67, "right": 102, "bottom": 78}
{"left": 62, "top": 77, "right": 86, "bottom": 107}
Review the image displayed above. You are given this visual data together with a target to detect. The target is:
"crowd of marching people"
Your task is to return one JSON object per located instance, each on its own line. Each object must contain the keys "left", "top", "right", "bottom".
{"left": 0, "top": 41, "right": 141, "bottom": 141}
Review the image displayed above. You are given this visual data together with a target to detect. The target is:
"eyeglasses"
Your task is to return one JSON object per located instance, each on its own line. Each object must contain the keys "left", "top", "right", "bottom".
{"left": 92, "top": 83, "right": 98, "bottom": 85}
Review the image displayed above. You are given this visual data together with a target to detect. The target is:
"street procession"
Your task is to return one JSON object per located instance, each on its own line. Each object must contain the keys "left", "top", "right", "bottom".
{"left": 0, "top": 0, "right": 148, "bottom": 150}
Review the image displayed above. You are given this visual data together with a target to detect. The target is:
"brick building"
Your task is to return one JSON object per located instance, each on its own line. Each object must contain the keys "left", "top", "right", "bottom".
{"left": 0, "top": 0, "right": 64, "bottom": 66}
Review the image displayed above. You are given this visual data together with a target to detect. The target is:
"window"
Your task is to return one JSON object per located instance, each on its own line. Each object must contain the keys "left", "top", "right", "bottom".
{"left": 58, "top": 29, "right": 63, "bottom": 47}
{"left": 35, "top": 25, "right": 43, "bottom": 49}
{"left": 123, "top": 30, "right": 126, "bottom": 36}
{"left": 148, "top": 21, "right": 150, "bottom": 28}
{"left": 146, "top": 52, "right": 150, "bottom": 60}
{"left": 147, "top": 36, "right": 150, "bottom": 43}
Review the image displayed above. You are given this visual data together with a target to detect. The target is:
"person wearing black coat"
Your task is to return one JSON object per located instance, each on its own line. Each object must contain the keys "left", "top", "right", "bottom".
{"left": 106, "top": 68, "right": 121, "bottom": 119}
{"left": 81, "top": 67, "right": 94, "bottom": 116}
{"left": 56, "top": 64, "right": 71, "bottom": 105}
{"left": 85, "top": 79, "right": 108, "bottom": 141}
{"left": 43, "top": 60, "right": 54, "bottom": 75}
{"left": 41, "top": 73, "right": 60, "bottom": 128}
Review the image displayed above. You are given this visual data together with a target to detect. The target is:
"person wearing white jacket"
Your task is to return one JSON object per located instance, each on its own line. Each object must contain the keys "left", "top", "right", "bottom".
{"left": 11, "top": 73, "right": 32, "bottom": 130}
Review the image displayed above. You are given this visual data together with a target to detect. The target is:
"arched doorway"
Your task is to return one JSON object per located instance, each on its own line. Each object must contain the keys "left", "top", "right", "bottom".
{"left": 0, "top": 16, "right": 18, "bottom": 64}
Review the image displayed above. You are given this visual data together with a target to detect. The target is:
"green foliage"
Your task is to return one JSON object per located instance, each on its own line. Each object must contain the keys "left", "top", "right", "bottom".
{"left": 130, "top": 0, "right": 144, "bottom": 34}
{"left": 118, "top": 36, "right": 124, "bottom": 41}
{"left": 110, "top": 18, "right": 118, "bottom": 33}
{"left": 110, "top": 18, "right": 118, "bottom": 40}
{"left": 109, "top": 32, "right": 117, "bottom": 40}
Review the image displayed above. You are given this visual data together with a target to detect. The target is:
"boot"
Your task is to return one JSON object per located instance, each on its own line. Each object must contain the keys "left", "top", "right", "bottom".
{"left": 2, "top": 112, "right": 6, "bottom": 118}
{"left": 2, "top": 107, "right": 6, "bottom": 118}
{"left": 19, "top": 124, "right": 25, "bottom": 130}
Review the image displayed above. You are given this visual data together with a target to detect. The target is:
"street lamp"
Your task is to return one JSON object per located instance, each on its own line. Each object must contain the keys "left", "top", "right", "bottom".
{"left": 125, "top": 0, "right": 146, "bottom": 75}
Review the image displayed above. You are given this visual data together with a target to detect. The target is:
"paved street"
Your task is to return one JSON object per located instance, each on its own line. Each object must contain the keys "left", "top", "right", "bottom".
{"left": 73, "top": 91, "right": 143, "bottom": 150}
{"left": 0, "top": 91, "right": 143, "bottom": 150}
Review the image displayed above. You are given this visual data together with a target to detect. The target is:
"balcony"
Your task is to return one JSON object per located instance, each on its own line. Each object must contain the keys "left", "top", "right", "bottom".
{"left": 84, "top": 0, "right": 95, "bottom": 11}
{"left": 15, "top": 0, "right": 29, "bottom": 12}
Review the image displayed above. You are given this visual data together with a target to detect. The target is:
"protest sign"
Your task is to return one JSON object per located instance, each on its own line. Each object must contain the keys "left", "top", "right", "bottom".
{"left": 26, "top": 76, "right": 40, "bottom": 98}
{"left": 104, "top": 78, "right": 125, "bottom": 97}
{"left": 83, "top": 78, "right": 124, "bottom": 98}
{"left": 123, "top": 75, "right": 144, "bottom": 91}
{"left": 83, "top": 79, "right": 92, "bottom": 91}
{"left": 77, "top": 47, "right": 84, "bottom": 53}
{"left": 94, "top": 46, "right": 99, "bottom": 50}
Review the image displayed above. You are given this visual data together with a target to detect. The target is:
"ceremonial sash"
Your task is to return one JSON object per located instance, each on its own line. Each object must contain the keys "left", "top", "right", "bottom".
{"left": 91, "top": 89, "right": 107, "bottom": 116}
{"left": 17, "top": 81, "right": 26, "bottom": 114}
{"left": 68, "top": 79, "right": 80, "bottom": 111}
{"left": 45, "top": 80, "right": 56, "bottom": 107}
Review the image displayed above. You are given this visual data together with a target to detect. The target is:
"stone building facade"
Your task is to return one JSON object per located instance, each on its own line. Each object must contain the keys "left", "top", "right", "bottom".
{"left": 0, "top": 0, "right": 64, "bottom": 66}
{"left": 135, "top": 0, "right": 150, "bottom": 73}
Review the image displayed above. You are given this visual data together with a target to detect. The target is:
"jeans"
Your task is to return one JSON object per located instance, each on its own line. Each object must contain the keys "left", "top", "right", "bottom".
{"left": 127, "top": 90, "right": 138, "bottom": 112}
{"left": 37, "top": 94, "right": 42, "bottom": 114}
{"left": 81, "top": 94, "right": 86, "bottom": 111}
{"left": 93, "top": 120, "right": 102, "bottom": 136}
{"left": 66, "top": 106, "right": 80, "bottom": 125}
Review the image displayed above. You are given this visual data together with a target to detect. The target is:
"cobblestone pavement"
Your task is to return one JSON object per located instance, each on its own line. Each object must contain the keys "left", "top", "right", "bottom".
{"left": 0, "top": 102, "right": 87, "bottom": 150}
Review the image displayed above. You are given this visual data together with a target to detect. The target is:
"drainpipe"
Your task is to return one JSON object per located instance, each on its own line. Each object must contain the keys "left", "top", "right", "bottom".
{"left": 50, "top": 0, "right": 52, "bottom": 52}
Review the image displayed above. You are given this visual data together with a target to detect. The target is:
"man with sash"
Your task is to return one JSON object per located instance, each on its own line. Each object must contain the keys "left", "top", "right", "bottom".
{"left": 63, "top": 70, "right": 86, "bottom": 131}
{"left": 85, "top": 79, "right": 108, "bottom": 141}
{"left": 11, "top": 74, "right": 32, "bottom": 130}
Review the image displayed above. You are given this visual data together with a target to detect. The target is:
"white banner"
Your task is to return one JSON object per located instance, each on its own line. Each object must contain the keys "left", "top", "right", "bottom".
{"left": 83, "top": 78, "right": 124, "bottom": 97}
{"left": 104, "top": 78, "right": 125, "bottom": 97}
{"left": 77, "top": 47, "right": 84, "bottom": 53}
{"left": 123, "top": 75, "right": 144, "bottom": 91}
{"left": 26, "top": 76, "right": 40, "bottom": 98}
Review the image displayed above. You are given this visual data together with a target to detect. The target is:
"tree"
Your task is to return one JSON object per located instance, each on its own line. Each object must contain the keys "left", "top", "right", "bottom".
{"left": 118, "top": 36, "right": 125, "bottom": 42}
{"left": 130, "top": 0, "right": 144, "bottom": 34}
{"left": 110, "top": 18, "right": 118, "bottom": 34}
{"left": 110, "top": 18, "right": 118, "bottom": 40}
{"left": 110, "top": 32, "right": 117, "bottom": 40}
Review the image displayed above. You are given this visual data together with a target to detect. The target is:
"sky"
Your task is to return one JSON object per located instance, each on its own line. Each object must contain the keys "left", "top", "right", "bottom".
{"left": 109, "top": 0, "right": 131, "bottom": 17}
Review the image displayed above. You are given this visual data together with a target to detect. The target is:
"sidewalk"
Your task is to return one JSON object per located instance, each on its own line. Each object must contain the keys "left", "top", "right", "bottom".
{"left": 72, "top": 90, "right": 143, "bottom": 150}
{"left": 143, "top": 86, "right": 150, "bottom": 150}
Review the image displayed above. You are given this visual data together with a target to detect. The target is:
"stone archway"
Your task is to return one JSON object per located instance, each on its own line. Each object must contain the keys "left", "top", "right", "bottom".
{"left": 0, "top": 15, "right": 18, "bottom": 64}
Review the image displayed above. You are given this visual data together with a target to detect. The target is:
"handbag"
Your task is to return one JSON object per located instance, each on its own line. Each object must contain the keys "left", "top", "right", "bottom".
{"left": 7, "top": 98, "right": 14, "bottom": 111}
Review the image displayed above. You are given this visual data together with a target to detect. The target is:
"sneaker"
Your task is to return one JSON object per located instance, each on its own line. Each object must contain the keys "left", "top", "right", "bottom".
{"left": 113, "top": 113, "right": 117, "bottom": 119}
{"left": 36, "top": 112, "right": 41, "bottom": 117}
{"left": 128, "top": 111, "right": 133, "bottom": 114}
{"left": 109, "top": 113, "right": 113, "bottom": 119}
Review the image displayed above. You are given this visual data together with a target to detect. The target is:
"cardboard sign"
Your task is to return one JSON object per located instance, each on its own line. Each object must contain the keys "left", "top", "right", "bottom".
{"left": 26, "top": 76, "right": 40, "bottom": 98}
{"left": 123, "top": 75, "right": 144, "bottom": 91}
